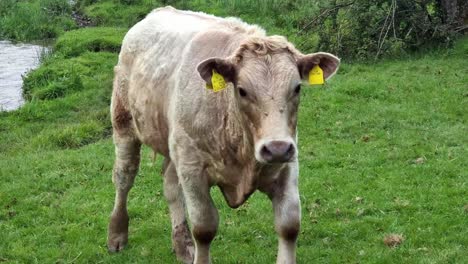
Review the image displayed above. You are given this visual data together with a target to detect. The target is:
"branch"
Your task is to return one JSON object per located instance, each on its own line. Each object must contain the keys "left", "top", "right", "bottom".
{"left": 455, "top": 25, "right": 468, "bottom": 32}
{"left": 298, "top": 1, "right": 355, "bottom": 34}
{"left": 375, "top": 0, "right": 397, "bottom": 60}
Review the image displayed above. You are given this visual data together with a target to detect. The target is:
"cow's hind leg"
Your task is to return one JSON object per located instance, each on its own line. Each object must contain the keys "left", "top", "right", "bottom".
{"left": 107, "top": 136, "right": 141, "bottom": 252}
{"left": 162, "top": 158, "right": 194, "bottom": 263}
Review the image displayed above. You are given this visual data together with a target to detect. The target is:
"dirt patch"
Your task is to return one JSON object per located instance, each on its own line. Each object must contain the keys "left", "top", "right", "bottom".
{"left": 383, "top": 234, "right": 404, "bottom": 248}
{"left": 72, "top": 11, "right": 93, "bottom": 27}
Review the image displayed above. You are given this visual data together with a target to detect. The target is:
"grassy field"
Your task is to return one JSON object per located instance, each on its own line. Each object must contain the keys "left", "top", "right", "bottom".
{"left": 1, "top": 1, "right": 467, "bottom": 263}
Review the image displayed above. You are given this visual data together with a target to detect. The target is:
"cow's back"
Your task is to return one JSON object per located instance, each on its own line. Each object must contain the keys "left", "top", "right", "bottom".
{"left": 118, "top": 6, "right": 224, "bottom": 68}
{"left": 112, "top": 7, "right": 227, "bottom": 155}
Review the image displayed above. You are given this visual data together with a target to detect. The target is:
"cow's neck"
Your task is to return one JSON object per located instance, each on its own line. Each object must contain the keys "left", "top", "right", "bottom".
{"left": 210, "top": 33, "right": 265, "bottom": 207}
{"left": 215, "top": 90, "right": 259, "bottom": 208}
{"left": 223, "top": 90, "right": 254, "bottom": 163}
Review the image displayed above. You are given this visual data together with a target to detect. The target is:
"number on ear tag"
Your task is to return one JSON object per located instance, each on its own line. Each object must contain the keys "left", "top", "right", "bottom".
{"left": 309, "top": 65, "right": 324, "bottom": 85}
{"left": 211, "top": 70, "right": 226, "bottom": 92}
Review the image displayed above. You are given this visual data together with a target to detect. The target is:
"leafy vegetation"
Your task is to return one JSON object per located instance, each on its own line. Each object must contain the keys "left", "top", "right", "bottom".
{"left": 310, "top": 0, "right": 467, "bottom": 59}
{"left": 0, "top": 0, "right": 467, "bottom": 262}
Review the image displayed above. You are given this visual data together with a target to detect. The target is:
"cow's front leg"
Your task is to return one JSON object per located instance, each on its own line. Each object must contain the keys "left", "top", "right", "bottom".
{"left": 178, "top": 165, "right": 218, "bottom": 264}
{"left": 162, "top": 158, "right": 194, "bottom": 263}
{"left": 261, "top": 165, "right": 301, "bottom": 264}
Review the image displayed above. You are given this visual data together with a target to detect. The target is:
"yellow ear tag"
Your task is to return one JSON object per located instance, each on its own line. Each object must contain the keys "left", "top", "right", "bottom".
{"left": 309, "top": 65, "right": 324, "bottom": 85}
{"left": 210, "top": 69, "right": 227, "bottom": 92}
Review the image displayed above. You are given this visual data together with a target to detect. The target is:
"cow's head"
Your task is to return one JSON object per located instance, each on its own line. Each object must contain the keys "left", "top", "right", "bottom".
{"left": 197, "top": 36, "right": 340, "bottom": 164}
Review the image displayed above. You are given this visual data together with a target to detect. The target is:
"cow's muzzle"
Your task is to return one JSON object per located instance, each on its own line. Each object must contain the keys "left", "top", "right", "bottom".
{"left": 259, "top": 140, "right": 296, "bottom": 163}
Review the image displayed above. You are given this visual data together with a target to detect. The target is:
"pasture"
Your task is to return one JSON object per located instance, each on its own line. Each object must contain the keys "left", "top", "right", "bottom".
{"left": 0, "top": 0, "right": 467, "bottom": 263}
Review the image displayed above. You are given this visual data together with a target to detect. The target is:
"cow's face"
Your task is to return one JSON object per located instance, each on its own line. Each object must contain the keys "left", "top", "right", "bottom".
{"left": 198, "top": 44, "right": 339, "bottom": 164}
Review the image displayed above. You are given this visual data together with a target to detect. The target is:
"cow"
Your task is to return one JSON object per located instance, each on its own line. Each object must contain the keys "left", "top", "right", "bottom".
{"left": 107, "top": 6, "right": 340, "bottom": 264}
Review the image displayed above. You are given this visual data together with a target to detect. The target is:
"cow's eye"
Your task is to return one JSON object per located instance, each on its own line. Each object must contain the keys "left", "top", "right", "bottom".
{"left": 238, "top": 87, "right": 247, "bottom": 97}
{"left": 294, "top": 84, "right": 301, "bottom": 94}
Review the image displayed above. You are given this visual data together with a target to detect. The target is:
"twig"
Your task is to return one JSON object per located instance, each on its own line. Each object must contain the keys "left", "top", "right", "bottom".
{"left": 69, "top": 252, "right": 82, "bottom": 263}
{"left": 376, "top": 0, "right": 396, "bottom": 60}
{"left": 405, "top": 26, "right": 413, "bottom": 39}
{"left": 298, "top": 1, "right": 355, "bottom": 34}
{"left": 455, "top": 25, "right": 468, "bottom": 32}
{"left": 392, "top": 0, "right": 397, "bottom": 38}
{"left": 376, "top": 2, "right": 392, "bottom": 58}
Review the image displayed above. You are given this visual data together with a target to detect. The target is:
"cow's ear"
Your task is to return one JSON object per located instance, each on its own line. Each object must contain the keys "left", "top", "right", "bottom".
{"left": 197, "top": 57, "right": 237, "bottom": 86}
{"left": 297, "top": 52, "right": 340, "bottom": 81}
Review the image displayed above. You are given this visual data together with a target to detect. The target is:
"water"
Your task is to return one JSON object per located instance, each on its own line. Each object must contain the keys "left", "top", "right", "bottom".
{"left": 0, "top": 41, "right": 46, "bottom": 111}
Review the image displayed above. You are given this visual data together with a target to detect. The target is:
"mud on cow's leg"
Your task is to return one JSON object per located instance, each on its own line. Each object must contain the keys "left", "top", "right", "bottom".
{"left": 107, "top": 137, "right": 141, "bottom": 252}
{"left": 273, "top": 187, "right": 301, "bottom": 264}
{"left": 162, "top": 158, "right": 194, "bottom": 264}
{"left": 177, "top": 164, "right": 218, "bottom": 264}
{"left": 261, "top": 165, "right": 301, "bottom": 264}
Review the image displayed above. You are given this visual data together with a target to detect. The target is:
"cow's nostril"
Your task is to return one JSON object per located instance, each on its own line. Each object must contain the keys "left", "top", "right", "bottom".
{"left": 261, "top": 145, "right": 273, "bottom": 160}
{"left": 287, "top": 143, "right": 295, "bottom": 156}
{"left": 260, "top": 141, "right": 295, "bottom": 163}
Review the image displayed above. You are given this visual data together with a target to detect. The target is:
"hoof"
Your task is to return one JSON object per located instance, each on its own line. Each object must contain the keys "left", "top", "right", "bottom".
{"left": 108, "top": 209, "right": 129, "bottom": 253}
{"left": 175, "top": 243, "right": 194, "bottom": 264}
{"left": 107, "top": 233, "right": 128, "bottom": 253}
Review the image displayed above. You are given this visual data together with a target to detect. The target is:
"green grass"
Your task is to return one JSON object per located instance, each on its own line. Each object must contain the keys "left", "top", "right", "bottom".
{"left": 0, "top": 0, "right": 75, "bottom": 41}
{"left": 54, "top": 27, "right": 128, "bottom": 58}
{"left": 1, "top": 33, "right": 467, "bottom": 262}
{"left": 0, "top": 0, "right": 467, "bottom": 262}
{"left": 82, "top": 0, "right": 153, "bottom": 27}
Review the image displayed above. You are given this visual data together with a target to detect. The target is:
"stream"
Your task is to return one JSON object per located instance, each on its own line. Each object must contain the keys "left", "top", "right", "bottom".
{"left": 0, "top": 40, "right": 47, "bottom": 111}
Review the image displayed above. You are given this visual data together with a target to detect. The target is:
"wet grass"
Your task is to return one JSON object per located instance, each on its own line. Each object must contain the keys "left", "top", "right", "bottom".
{"left": 0, "top": 0, "right": 467, "bottom": 263}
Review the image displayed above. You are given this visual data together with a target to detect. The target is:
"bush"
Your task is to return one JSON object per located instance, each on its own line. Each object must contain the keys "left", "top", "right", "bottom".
{"left": 309, "top": 0, "right": 461, "bottom": 60}
{"left": 39, "top": 0, "right": 72, "bottom": 16}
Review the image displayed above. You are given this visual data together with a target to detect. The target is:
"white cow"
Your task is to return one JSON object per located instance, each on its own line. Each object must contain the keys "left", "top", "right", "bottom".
{"left": 107, "top": 6, "right": 340, "bottom": 264}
